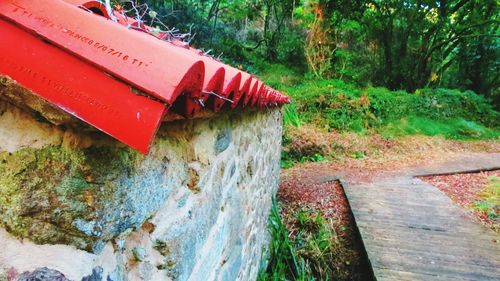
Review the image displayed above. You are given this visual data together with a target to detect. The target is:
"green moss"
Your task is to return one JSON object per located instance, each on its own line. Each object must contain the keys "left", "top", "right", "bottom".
{"left": 157, "top": 259, "right": 177, "bottom": 270}
{"left": 0, "top": 145, "right": 142, "bottom": 251}
{"left": 132, "top": 247, "right": 146, "bottom": 262}
{"left": 153, "top": 239, "right": 171, "bottom": 256}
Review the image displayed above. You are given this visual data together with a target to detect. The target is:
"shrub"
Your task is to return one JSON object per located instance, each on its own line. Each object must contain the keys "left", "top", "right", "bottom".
{"left": 258, "top": 200, "right": 315, "bottom": 281}
{"left": 264, "top": 73, "right": 499, "bottom": 138}
{"left": 473, "top": 176, "right": 500, "bottom": 226}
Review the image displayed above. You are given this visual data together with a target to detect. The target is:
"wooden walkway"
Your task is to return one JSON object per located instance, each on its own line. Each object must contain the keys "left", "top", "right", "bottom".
{"left": 342, "top": 154, "right": 500, "bottom": 281}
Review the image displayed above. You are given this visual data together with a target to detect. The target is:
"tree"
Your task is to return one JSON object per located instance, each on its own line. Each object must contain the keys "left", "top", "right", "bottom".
{"left": 362, "top": 0, "right": 499, "bottom": 93}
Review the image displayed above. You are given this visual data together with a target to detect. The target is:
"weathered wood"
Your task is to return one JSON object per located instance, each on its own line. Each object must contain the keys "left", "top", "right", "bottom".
{"left": 342, "top": 154, "right": 500, "bottom": 281}
{"left": 375, "top": 268, "right": 469, "bottom": 281}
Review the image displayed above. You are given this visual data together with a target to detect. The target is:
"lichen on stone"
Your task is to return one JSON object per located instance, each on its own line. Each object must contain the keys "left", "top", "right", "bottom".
{"left": 153, "top": 239, "right": 171, "bottom": 256}
{"left": 132, "top": 247, "right": 147, "bottom": 262}
{"left": 81, "top": 267, "right": 103, "bottom": 281}
{"left": 17, "top": 267, "right": 70, "bottom": 281}
{"left": 214, "top": 129, "right": 232, "bottom": 154}
{"left": 186, "top": 166, "right": 200, "bottom": 193}
{"left": 0, "top": 145, "right": 143, "bottom": 252}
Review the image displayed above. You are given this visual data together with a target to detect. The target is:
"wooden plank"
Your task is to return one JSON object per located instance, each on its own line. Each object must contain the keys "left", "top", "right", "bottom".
{"left": 370, "top": 251, "right": 499, "bottom": 281}
{"left": 351, "top": 213, "right": 477, "bottom": 232}
{"left": 352, "top": 218, "right": 498, "bottom": 244}
{"left": 368, "top": 243, "right": 499, "bottom": 269}
{"left": 375, "top": 268, "right": 467, "bottom": 281}
{"left": 350, "top": 205, "right": 464, "bottom": 220}
{"left": 342, "top": 163, "right": 500, "bottom": 281}
{"left": 360, "top": 232, "right": 500, "bottom": 255}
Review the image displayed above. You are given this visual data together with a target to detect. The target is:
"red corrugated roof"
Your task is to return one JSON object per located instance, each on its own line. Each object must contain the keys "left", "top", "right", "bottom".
{"left": 0, "top": 0, "right": 289, "bottom": 154}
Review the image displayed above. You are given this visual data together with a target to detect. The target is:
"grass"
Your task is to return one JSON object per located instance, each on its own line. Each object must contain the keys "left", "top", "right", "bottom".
{"left": 380, "top": 116, "right": 500, "bottom": 140}
{"left": 259, "top": 199, "right": 370, "bottom": 281}
{"left": 281, "top": 151, "right": 325, "bottom": 169}
{"left": 292, "top": 210, "right": 339, "bottom": 280}
{"left": 258, "top": 200, "right": 341, "bottom": 281}
{"left": 257, "top": 197, "right": 369, "bottom": 281}
{"left": 283, "top": 103, "right": 302, "bottom": 128}
{"left": 258, "top": 199, "right": 315, "bottom": 281}
{"left": 281, "top": 85, "right": 500, "bottom": 137}
{"left": 473, "top": 175, "right": 500, "bottom": 227}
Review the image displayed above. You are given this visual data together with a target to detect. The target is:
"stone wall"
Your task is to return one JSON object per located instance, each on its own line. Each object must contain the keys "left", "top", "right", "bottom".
{"left": 0, "top": 98, "right": 282, "bottom": 281}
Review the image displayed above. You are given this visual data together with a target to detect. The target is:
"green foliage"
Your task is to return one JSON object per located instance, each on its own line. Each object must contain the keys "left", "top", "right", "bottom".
{"left": 293, "top": 210, "right": 338, "bottom": 280}
{"left": 271, "top": 73, "right": 499, "bottom": 138}
{"left": 280, "top": 157, "right": 296, "bottom": 169}
{"left": 283, "top": 103, "right": 302, "bottom": 128}
{"left": 350, "top": 151, "right": 365, "bottom": 159}
{"left": 137, "top": 0, "right": 498, "bottom": 106}
{"left": 260, "top": 202, "right": 363, "bottom": 281}
{"left": 473, "top": 176, "right": 500, "bottom": 222}
{"left": 258, "top": 199, "right": 316, "bottom": 281}
{"left": 281, "top": 151, "right": 325, "bottom": 169}
{"left": 250, "top": 60, "right": 304, "bottom": 88}
{"left": 380, "top": 117, "right": 500, "bottom": 140}
{"left": 261, "top": 59, "right": 500, "bottom": 167}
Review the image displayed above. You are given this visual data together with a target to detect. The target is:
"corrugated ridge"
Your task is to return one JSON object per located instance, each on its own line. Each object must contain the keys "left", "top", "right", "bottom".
{"left": 0, "top": 0, "right": 290, "bottom": 154}
{"left": 66, "top": 0, "right": 291, "bottom": 113}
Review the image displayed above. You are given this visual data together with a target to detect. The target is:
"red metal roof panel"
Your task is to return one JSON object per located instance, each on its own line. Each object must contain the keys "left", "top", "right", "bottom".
{"left": 0, "top": 18, "right": 165, "bottom": 154}
{"left": 0, "top": 0, "right": 290, "bottom": 154}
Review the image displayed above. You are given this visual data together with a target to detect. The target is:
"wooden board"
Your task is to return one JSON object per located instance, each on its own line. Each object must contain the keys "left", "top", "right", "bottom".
{"left": 342, "top": 155, "right": 500, "bottom": 281}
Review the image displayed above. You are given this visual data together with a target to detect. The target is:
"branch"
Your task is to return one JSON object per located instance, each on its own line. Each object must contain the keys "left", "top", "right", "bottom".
{"left": 450, "top": 0, "right": 470, "bottom": 14}
{"left": 104, "top": 0, "right": 118, "bottom": 22}
{"left": 425, "top": 20, "right": 499, "bottom": 58}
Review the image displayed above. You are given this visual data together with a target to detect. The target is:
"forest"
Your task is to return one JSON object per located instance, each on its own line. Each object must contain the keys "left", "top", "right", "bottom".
{"left": 141, "top": 0, "right": 499, "bottom": 106}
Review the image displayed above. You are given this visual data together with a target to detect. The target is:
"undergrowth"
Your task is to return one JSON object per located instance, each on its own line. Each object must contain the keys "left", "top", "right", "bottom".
{"left": 380, "top": 116, "right": 500, "bottom": 140}
{"left": 473, "top": 175, "right": 500, "bottom": 230}
{"left": 255, "top": 62, "right": 499, "bottom": 137}
{"left": 252, "top": 62, "right": 500, "bottom": 168}
{"left": 282, "top": 80, "right": 500, "bottom": 136}
{"left": 258, "top": 199, "right": 314, "bottom": 281}
{"left": 259, "top": 199, "right": 369, "bottom": 281}
{"left": 258, "top": 200, "right": 341, "bottom": 281}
